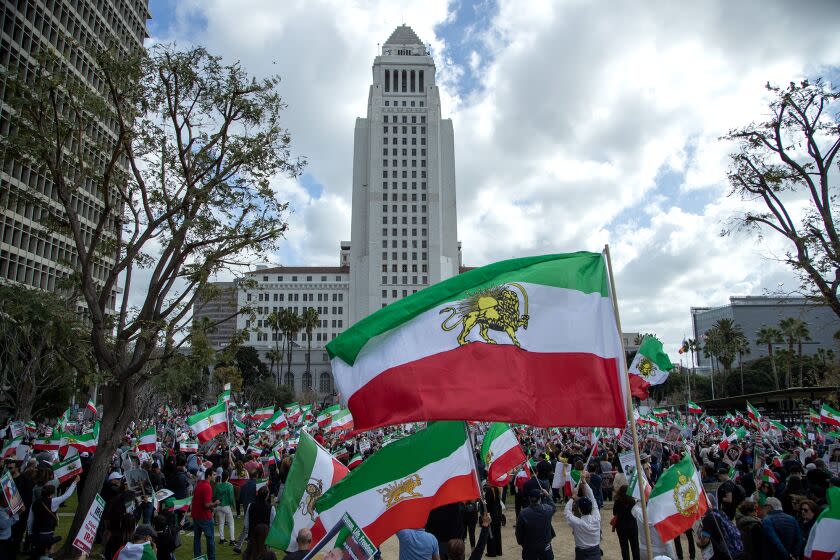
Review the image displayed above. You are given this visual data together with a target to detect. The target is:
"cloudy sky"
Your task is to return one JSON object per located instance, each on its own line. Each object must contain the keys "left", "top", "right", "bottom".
{"left": 147, "top": 0, "right": 840, "bottom": 357}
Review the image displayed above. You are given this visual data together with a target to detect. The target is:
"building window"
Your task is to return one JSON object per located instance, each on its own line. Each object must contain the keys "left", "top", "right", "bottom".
{"left": 385, "top": 69, "right": 390, "bottom": 92}
{"left": 319, "top": 372, "right": 332, "bottom": 393}
{"left": 302, "top": 372, "right": 312, "bottom": 390}
{"left": 284, "top": 372, "right": 295, "bottom": 388}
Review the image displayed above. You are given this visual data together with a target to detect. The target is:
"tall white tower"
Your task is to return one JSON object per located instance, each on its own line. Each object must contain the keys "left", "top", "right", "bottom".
{"left": 349, "top": 25, "right": 460, "bottom": 323}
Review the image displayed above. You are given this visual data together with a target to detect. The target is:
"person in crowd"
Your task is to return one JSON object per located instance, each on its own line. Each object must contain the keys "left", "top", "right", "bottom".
{"left": 735, "top": 500, "right": 764, "bottom": 560}
{"left": 213, "top": 471, "right": 235, "bottom": 544}
{"left": 716, "top": 467, "right": 744, "bottom": 519}
{"left": 104, "top": 512, "right": 137, "bottom": 560}
{"left": 695, "top": 497, "right": 735, "bottom": 560}
{"left": 611, "top": 484, "right": 639, "bottom": 560}
{"left": 115, "top": 525, "right": 157, "bottom": 560}
{"left": 563, "top": 475, "right": 599, "bottom": 560}
{"left": 795, "top": 498, "right": 820, "bottom": 554}
{"left": 233, "top": 485, "right": 275, "bottom": 554}
{"left": 425, "top": 502, "right": 464, "bottom": 560}
{"left": 461, "top": 500, "right": 479, "bottom": 548}
{"left": 152, "top": 510, "right": 178, "bottom": 560}
{"left": 518, "top": 485, "right": 556, "bottom": 560}
{"left": 447, "top": 512, "right": 490, "bottom": 560}
{"left": 282, "top": 528, "right": 313, "bottom": 560}
{"left": 483, "top": 485, "right": 503, "bottom": 557}
{"left": 758, "top": 496, "right": 802, "bottom": 560}
{"left": 587, "top": 464, "right": 603, "bottom": 509}
{"left": 397, "top": 526, "right": 440, "bottom": 560}
{"left": 192, "top": 470, "right": 220, "bottom": 560}
{"left": 243, "top": 523, "right": 277, "bottom": 560}
{"left": 0, "top": 491, "right": 23, "bottom": 560}
{"left": 28, "top": 478, "right": 76, "bottom": 560}
{"left": 779, "top": 474, "right": 805, "bottom": 516}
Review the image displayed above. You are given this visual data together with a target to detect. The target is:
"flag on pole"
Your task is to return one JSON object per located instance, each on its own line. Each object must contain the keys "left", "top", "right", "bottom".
{"left": 348, "top": 453, "right": 363, "bottom": 470}
{"left": 747, "top": 402, "right": 762, "bottom": 424}
{"left": 768, "top": 419, "right": 786, "bottom": 433}
{"left": 820, "top": 404, "right": 840, "bottom": 428}
{"left": 718, "top": 427, "right": 746, "bottom": 451}
{"left": 266, "top": 431, "right": 349, "bottom": 552}
{"left": 187, "top": 402, "right": 228, "bottom": 443}
{"left": 180, "top": 440, "right": 199, "bottom": 453}
{"left": 652, "top": 408, "right": 669, "bottom": 418}
{"left": 803, "top": 486, "right": 840, "bottom": 560}
{"left": 808, "top": 408, "right": 822, "bottom": 424}
{"left": 328, "top": 409, "right": 354, "bottom": 433}
{"left": 252, "top": 406, "right": 275, "bottom": 421}
{"left": 327, "top": 253, "right": 628, "bottom": 431}
{"left": 761, "top": 467, "right": 779, "bottom": 484}
{"left": 314, "top": 421, "right": 481, "bottom": 547}
{"left": 137, "top": 426, "right": 156, "bottom": 452}
{"left": 627, "top": 336, "right": 674, "bottom": 399}
{"left": 480, "top": 422, "right": 526, "bottom": 487}
{"left": 33, "top": 435, "right": 65, "bottom": 452}
{"left": 219, "top": 383, "right": 232, "bottom": 405}
{"left": 168, "top": 497, "right": 192, "bottom": 511}
{"left": 687, "top": 401, "right": 702, "bottom": 414}
{"left": 233, "top": 417, "right": 247, "bottom": 436}
{"left": 1, "top": 436, "right": 22, "bottom": 459}
{"left": 317, "top": 405, "right": 340, "bottom": 428}
{"left": 86, "top": 399, "right": 97, "bottom": 415}
{"left": 646, "top": 454, "right": 709, "bottom": 542}
{"left": 52, "top": 455, "right": 83, "bottom": 483}
{"left": 259, "top": 409, "right": 288, "bottom": 432}
{"left": 67, "top": 423, "right": 99, "bottom": 453}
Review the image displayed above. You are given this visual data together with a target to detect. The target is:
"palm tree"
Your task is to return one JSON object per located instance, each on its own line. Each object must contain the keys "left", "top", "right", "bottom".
{"left": 265, "top": 348, "right": 282, "bottom": 383}
{"left": 284, "top": 310, "right": 302, "bottom": 377}
{"left": 779, "top": 318, "right": 810, "bottom": 387}
{"left": 756, "top": 326, "right": 782, "bottom": 390}
{"left": 266, "top": 311, "right": 283, "bottom": 383}
{"left": 706, "top": 319, "right": 743, "bottom": 396}
{"left": 301, "top": 307, "right": 319, "bottom": 376}
{"left": 702, "top": 331, "right": 720, "bottom": 399}
{"left": 735, "top": 333, "right": 751, "bottom": 395}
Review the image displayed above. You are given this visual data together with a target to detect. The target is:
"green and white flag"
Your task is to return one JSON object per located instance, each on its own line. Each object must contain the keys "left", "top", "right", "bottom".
{"left": 267, "top": 431, "right": 349, "bottom": 552}
{"left": 480, "top": 423, "right": 526, "bottom": 486}
{"left": 628, "top": 336, "right": 673, "bottom": 399}
{"left": 115, "top": 542, "right": 156, "bottom": 560}
{"left": 187, "top": 402, "right": 227, "bottom": 443}
{"left": 647, "top": 454, "right": 709, "bottom": 542}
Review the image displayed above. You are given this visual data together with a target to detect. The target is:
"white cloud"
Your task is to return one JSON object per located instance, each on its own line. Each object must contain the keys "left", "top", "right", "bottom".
{"left": 154, "top": 0, "right": 840, "bottom": 356}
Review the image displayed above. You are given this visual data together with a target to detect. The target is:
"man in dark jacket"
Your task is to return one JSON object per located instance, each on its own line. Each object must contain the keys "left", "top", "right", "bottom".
{"left": 516, "top": 486, "right": 556, "bottom": 560}
{"left": 758, "top": 497, "right": 802, "bottom": 560}
{"left": 165, "top": 457, "right": 190, "bottom": 499}
{"left": 425, "top": 502, "right": 464, "bottom": 560}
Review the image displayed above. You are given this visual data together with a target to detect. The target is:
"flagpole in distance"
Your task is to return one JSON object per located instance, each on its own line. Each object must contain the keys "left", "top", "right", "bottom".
{"left": 603, "top": 245, "right": 654, "bottom": 560}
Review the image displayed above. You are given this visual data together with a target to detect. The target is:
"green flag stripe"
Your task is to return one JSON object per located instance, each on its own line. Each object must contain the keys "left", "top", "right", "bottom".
{"left": 316, "top": 422, "right": 468, "bottom": 511}
{"left": 649, "top": 454, "right": 697, "bottom": 500}
{"left": 326, "top": 252, "right": 608, "bottom": 365}
{"left": 270, "top": 431, "right": 318, "bottom": 549}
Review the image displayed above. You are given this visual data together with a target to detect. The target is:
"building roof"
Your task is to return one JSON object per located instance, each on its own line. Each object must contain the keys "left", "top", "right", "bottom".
{"left": 249, "top": 266, "right": 349, "bottom": 275}
{"left": 384, "top": 25, "right": 423, "bottom": 46}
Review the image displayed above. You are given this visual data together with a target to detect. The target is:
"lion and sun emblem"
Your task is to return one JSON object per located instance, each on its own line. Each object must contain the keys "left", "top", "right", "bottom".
{"left": 673, "top": 472, "right": 701, "bottom": 516}
{"left": 439, "top": 283, "right": 529, "bottom": 347}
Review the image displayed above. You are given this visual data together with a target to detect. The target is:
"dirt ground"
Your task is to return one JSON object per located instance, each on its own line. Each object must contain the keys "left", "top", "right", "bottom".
{"left": 378, "top": 497, "right": 634, "bottom": 560}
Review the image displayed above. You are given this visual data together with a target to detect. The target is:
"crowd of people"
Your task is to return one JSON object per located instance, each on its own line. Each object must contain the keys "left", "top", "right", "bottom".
{"left": 0, "top": 403, "right": 838, "bottom": 560}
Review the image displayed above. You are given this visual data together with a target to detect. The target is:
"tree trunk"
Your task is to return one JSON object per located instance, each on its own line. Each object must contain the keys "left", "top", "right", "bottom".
{"left": 768, "top": 344, "right": 779, "bottom": 390}
{"left": 798, "top": 340, "right": 804, "bottom": 387}
{"left": 306, "top": 335, "right": 311, "bottom": 375}
{"left": 16, "top": 377, "right": 34, "bottom": 421}
{"left": 61, "top": 380, "right": 136, "bottom": 559}
{"left": 739, "top": 356, "right": 744, "bottom": 395}
{"left": 786, "top": 340, "right": 794, "bottom": 388}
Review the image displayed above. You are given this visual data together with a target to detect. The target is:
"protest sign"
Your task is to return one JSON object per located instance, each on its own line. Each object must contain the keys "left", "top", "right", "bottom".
{"left": 0, "top": 472, "right": 24, "bottom": 514}
{"left": 72, "top": 494, "right": 105, "bottom": 553}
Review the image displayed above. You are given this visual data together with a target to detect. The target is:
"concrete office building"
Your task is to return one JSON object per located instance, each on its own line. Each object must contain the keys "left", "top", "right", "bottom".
{"left": 0, "top": 1, "right": 149, "bottom": 305}
{"left": 691, "top": 296, "right": 840, "bottom": 370}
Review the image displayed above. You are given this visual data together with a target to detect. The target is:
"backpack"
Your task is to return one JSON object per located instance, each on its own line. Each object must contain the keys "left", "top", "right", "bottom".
{"left": 711, "top": 509, "right": 744, "bottom": 558}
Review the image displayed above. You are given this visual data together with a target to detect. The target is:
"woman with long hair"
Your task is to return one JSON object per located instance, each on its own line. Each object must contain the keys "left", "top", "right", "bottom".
{"left": 243, "top": 524, "right": 276, "bottom": 560}
{"left": 612, "top": 484, "right": 639, "bottom": 560}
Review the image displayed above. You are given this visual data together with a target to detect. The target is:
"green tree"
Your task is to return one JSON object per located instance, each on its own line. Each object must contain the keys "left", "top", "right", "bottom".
{"left": 756, "top": 326, "right": 783, "bottom": 389}
{"left": 723, "top": 79, "right": 840, "bottom": 320}
{"left": 301, "top": 307, "right": 319, "bottom": 376}
{"left": 266, "top": 311, "right": 284, "bottom": 383}
{"left": 0, "top": 44, "right": 303, "bottom": 546}
{"left": 779, "top": 318, "right": 810, "bottom": 387}
{"left": 231, "top": 345, "right": 268, "bottom": 386}
{"left": 284, "top": 310, "right": 302, "bottom": 377}
{"left": 0, "top": 284, "right": 85, "bottom": 420}
{"left": 735, "top": 332, "right": 751, "bottom": 395}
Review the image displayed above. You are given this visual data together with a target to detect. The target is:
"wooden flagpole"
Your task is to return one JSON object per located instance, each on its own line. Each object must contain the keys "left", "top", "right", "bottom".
{"left": 604, "top": 244, "right": 654, "bottom": 560}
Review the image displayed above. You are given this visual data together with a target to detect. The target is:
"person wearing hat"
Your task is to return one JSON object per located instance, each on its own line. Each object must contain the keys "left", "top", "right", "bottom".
{"left": 563, "top": 472, "right": 599, "bottom": 560}
{"left": 757, "top": 497, "right": 802, "bottom": 560}
{"left": 516, "top": 484, "right": 556, "bottom": 560}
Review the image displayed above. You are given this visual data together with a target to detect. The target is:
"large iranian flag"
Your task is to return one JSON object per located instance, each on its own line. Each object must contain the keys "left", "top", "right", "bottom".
{"left": 327, "top": 253, "right": 627, "bottom": 430}
{"left": 804, "top": 486, "right": 840, "bottom": 560}
{"left": 266, "top": 431, "right": 349, "bottom": 552}
{"left": 647, "top": 454, "right": 708, "bottom": 542}
{"left": 627, "top": 336, "right": 673, "bottom": 399}
{"left": 314, "top": 421, "right": 481, "bottom": 547}
{"left": 820, "top": 404, "right": 840, "bottom": 428}
{"left": 480, "top": 423, "right": 526, "bottom": 487}
{"left": 187, "top": 402, "right": 227, "bottom": 443}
